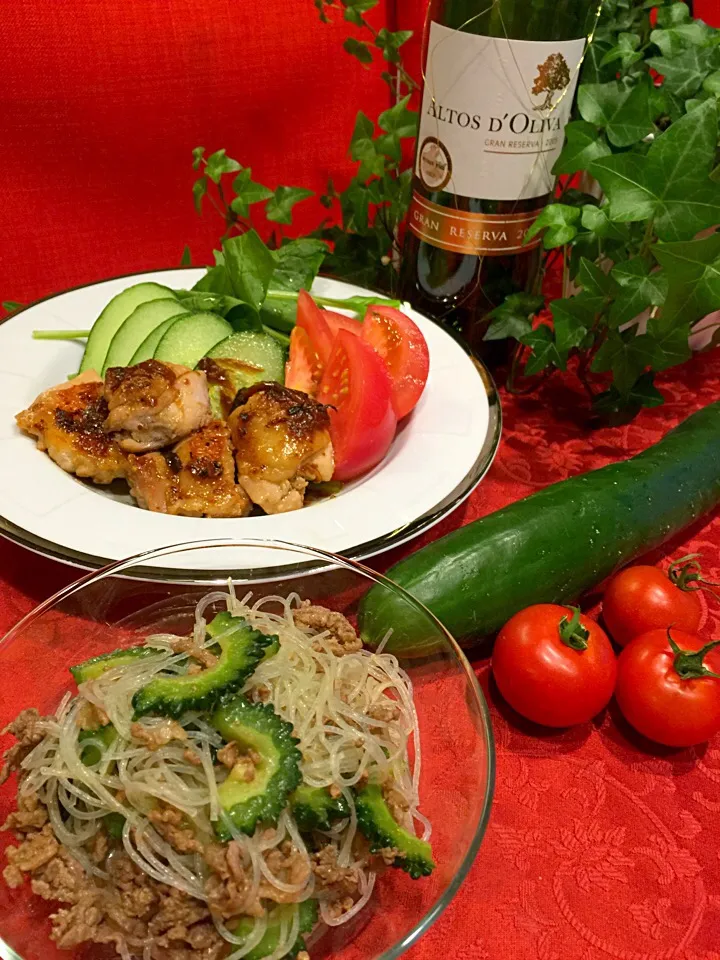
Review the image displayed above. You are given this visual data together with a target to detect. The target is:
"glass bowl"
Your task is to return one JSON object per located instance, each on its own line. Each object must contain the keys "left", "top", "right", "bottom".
{"left": 0, "top": 539, "right": 494, "bottom": 960}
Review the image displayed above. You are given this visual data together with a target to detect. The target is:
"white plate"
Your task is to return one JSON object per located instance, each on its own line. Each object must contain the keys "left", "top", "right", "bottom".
{"left": 0, "top": 269, "right": 500, "bottom": 581}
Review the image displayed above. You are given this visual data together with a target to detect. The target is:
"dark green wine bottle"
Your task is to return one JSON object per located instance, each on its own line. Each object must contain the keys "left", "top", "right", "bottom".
{"left": 400, "top": 0, "right": 598, "bottom": 363}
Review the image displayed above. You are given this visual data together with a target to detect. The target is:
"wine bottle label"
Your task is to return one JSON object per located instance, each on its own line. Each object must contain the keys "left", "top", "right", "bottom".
{"left": 408, "top": 192, "right": 542, "bottom": 255}
{"left": 415, "top": 23, "right": 586, "bottom": 203}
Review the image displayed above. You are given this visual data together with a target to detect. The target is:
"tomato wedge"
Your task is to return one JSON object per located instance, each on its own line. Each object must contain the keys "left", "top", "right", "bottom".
{"left": 297, "top": 290, "right": 334, "bottom": 365}
{"left": 285, "top": 326, "right": 323, "bottom": 396}
{"left": 362, "top": 305, "right": 429, "bottom": 420}
{"left": 323, "top": 309, "right": 362, "bottom": 338}
{"left": 318, "top": 330, "right": 396, "bottom": 481}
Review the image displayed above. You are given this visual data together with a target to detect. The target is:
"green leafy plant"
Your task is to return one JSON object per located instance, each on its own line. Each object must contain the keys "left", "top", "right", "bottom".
{"left": 189, "top": 0, "right": 417, "bottom": 295}
{"left": 485, "top": 0, "right": 720, "bottom": 418}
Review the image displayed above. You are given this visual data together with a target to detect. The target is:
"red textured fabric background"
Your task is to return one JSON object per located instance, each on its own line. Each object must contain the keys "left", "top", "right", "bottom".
{"left": 2, "top": 2, "right": 720, "bottom": 959}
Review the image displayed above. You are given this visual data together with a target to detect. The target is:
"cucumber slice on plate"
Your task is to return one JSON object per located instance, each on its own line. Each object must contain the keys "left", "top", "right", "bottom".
{"left": 153, "top": 313, "right": 232, "bottom": 369}
{"left": 130, "top": 316, "right": 182, "bottom": 365}
{"left": 79, "top": 282, "right": 176, "bottom": 374}
{"left": 103, "top": 299, "right": 191, "bottom": 372}
{"left": 206, "top": 332, "right": 285, "bottom": 383}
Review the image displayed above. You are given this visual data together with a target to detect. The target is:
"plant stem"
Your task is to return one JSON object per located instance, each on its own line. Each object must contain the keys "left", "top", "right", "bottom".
{"left": 263, "top": 325, "right": 290, "bottom": 347}
{"left": 33, "top": 329, "right": 90, "bottom": 340}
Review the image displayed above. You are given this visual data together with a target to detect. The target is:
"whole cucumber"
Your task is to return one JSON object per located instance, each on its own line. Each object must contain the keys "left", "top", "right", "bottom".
{"left": 358, "top": 402, "right": 720, "bottom": 655}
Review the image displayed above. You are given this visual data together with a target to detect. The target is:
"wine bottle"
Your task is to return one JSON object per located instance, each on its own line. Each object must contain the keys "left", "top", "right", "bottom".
{"left": 400, "top": 0, "right": 598, "bottom": 361}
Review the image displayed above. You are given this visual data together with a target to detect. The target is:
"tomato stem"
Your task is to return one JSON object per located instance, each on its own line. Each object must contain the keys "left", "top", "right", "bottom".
{"left": 558, "top": 607, "right": 589, "bottom": 651}
{"left": 668, "top": 553, "right": 720, "bottom": 600}
{"left": 667, "top": 627, "right": 720, "bottom": 680}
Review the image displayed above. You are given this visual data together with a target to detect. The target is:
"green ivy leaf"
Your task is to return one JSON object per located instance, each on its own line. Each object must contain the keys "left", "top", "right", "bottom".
{"left": 222, "top": 230, "right": 276, "bottom": 308}
{"left": 577, "top": 79, "right": 654, "bottom": 147}
{"left": 646, "top": 310, "right": 692, "bottom": 369}
{"left": 599, "top": 32, "right": 644, "bottom": 71}
{"left": 593, "top": 371, "right": 665, "bottom": 414}
{"left": 378, "top": 95, "right": 418, "bottom": 139}
{"left": 2, "top": 300, "right": 24, "bottom": 313}
{"left": 581, "top": 39, "right": 617, "bottom": 84}
{"left": 553, "top": 121, "right": 612, "bottom": 175}
{"left": 374, "top": 27, "right": 413, "bottom": 64}
{"left": 191, "top": 146, "right": 205, "bottom": 171}
{"left": 655, "top": 2, "right": 692, "bottom": 28}
{"left": 483, "top": 293, "right": 544, "bottom": 341}
{"left": 577, "top": 257, "right": 617, "bottom": 298}
{"left": 270, "top": 238, "right": 328, "bottom": 291}
{"left": 343, "top": 37, "right": 373, "bottom": 64}
{"left": 652, "top": 233, "right": 720, "bottom": 326}
{"left": 350, "top": 112, "right": 385, "bottom": 179}
{"left": 591, "top": 328, "right": 650, "bottom": 393}
{"left": 180, "top": 245, "right": 192, "bottom": 267}
{"left": 550, "top": 294, "right": 600, "bottom": 355}
{"left": 608, "top": 257, "right": 668, "bottom": 327}
{"left": 650, "top": 21, "right": 711, "bottom": 58}
{"left": 205, "top": 149, "right": 241, "bottom": 184}
{"left": 580, "top": 203, "right": 630, "bottom": 242}
{"left": 192, "top": 176, "right": 208, "bottom": 214}
{"left": 266, "top": 186, "right": 314, "bottom": 225}
{"left": 521, "top": 325, "right": 566, "bottom": 375}
{"left": 590, "top": 99, "right": 720, "bottom": 241}
{"left": 647, "top": 46, "right": 720, "bottom": 98}
{"left": 229, "top": 169, "right": 274, "bottom": 218}
{"left": 524, "top": 204, "right": 581, "bottom": 249}
{"left": 703, "top": 70, "right": 720, "bottom": 95}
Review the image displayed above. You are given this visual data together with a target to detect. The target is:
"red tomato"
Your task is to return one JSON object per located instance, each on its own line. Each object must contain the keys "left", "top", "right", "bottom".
{"left": 317, "top": 330, "right": 396, "bottom": 481}
{"left": 603, "top": 564, "right": 702, "bottom": 647}
{"left": 362, "top": 305, "right": 429, "bottom": 419}
{"left": 493, "top": 604, "right": 617, "bottom": 728}
{"left": 615, "top": 628, "right": 720, "bottom": 747}
{"left": 297, "top": 290, "right": 334, "bottom": 365}
{"left": 285, "top": 326, "right": 323, "bottom": 396}
{"left": 323, "top": 309, "right": 362, "bottom": 338}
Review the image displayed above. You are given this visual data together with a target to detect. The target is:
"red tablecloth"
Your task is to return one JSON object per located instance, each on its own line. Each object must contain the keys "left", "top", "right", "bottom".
{"left": 1, "top": 351, "right": 719, "bottom": 959}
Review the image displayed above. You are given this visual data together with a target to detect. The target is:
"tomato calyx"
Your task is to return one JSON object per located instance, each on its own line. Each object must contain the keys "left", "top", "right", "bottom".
{"left": 558, "top": 607, "right": 590, "bottom": 651}
{"left": 667, "top": 627, "right": 720, "bottom": 680}
{"left": 668, "top": 553, "right": 720, "bottom": 598}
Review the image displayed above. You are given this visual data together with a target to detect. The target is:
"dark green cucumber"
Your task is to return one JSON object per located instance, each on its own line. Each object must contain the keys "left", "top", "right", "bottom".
{"left": 78, "top": 724, "right": 117, "bottom": 766}
{"left": 354, "top": 784, "right": 434, "bottom": 879}
{"left": 232, "top": 901, "right": 318, "bottom": 960}
{"left": 358, "top": 402, "right": 720, "bottom": 654}
{"left": 290, "top": 784, "right": 350, "bottom": 832}
{"left": 71, "top": 647, "right": 161, "bottom": 684}
{"left": 212, "top": 696, "right": 302, "bottom": 841}
{"left": 132, "top": 613, "right": 273, "bottom": 719}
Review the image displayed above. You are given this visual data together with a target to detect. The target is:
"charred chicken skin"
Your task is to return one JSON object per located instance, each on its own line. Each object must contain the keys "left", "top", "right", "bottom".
{"left": 228, "top": 382, "right": 334, "bottom": 514}
{"left": 126, "top": 420, "right": 252, "bottom": 518}
{"left": 15, "top": 371, "right": 127, "bottom": 484}
{"left": 104, "top": 360, "right": 211, "bottom": 453}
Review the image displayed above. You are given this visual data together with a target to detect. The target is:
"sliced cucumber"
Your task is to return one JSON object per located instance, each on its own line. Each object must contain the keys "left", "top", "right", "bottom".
{"left": 103, "top": 300, "right": 190, "bottom": 372}
{"left": 206, "top": 332, "right": 285, "bottom": 384}
{"left": 130, "top": 316, "right": 182, "bottom": 365}
{"left": 153, "top": 313, "right": 232, "bottom": 369}
{"left": 79, "top": 282, "right": 176, "bottom": 374}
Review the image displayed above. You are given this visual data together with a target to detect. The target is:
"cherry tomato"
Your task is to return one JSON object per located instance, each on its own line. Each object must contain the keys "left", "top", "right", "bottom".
{"left": 296, "top": 290, "right": 334, "bottom": 365}
{"left": 603, "top": 563, "right": 702, "bottom": 647}
{"left": 322, "top": 309, "right": 362, "bottom": 338}
{"left": 362, "top": 305, "right": 429, "bottom": 420}
{"left": 317, "top": 330, "right": 396, "bottom": 481}
{"left": 493, "top": 604, "right": 617, "bottom": 728}
{"left": 615, "top": 628, "right": 720, "bottom": 747}
{"left": 285, "top": 326, "right": 323, "bottom": 395}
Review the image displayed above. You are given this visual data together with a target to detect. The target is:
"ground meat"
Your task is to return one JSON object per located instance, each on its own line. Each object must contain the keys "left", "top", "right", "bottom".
{"left": 130, "top": 719, "right": 188, "bottom": 750}
{"left": 50, "top": 898, "right": 120, "bottom": 951}
{"left": 3, "top": 823, "right": 59, "bottom": 886}
{"left": 376, "top": 846, "right": 405, "bottom": 866}
{"left": 251, "top": 683, "right": 272, "bottom": 703}
{"left": 91, "top": 830, "right": 109, "bottom": 863}
{"left": 2, "top": 789, "right": 48, "bottom": 833}
{"left": 0, "top": 708, "right": 52, "bottom": 785}
{"left": 293, "top": 602, "right": 363, "bottom": 656}
{"left": 324, "top": 896, "right": 355, "bottom": 920}
{"left": 148, "top": 803, "right": 202, "bottom": 854}
{"left": 76, "top": 700, "right": 110, "bottom": 730}
{"left": 170, "top": 635, "right": 219, "bottom": 669}
{"left": 183, "top": 747, "right": 203, "bottom": 766}
{"left": 383, "top": 781, "right": 410, "bottom": 827}
{"left": 30, "top": 846, "right": 91, "bottom": 903}
{"left": 297, "top": 952, "right": 310, "bottom": 960}
{"left": 367, "top": 699, "right": 401, "bottom": 724}
{"left": 217, "top": 741, "right": 258, "bottom": 782}
{"left": 311, "top": 844, "right": 361, "bottom": 897}
{"left": 257, "top": 841, "right": 312, "bottom": 904}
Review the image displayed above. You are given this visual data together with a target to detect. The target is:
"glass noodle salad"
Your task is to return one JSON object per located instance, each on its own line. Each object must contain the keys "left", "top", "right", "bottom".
{"left": 0, "top": 588, "right": 434, "bottom": 960}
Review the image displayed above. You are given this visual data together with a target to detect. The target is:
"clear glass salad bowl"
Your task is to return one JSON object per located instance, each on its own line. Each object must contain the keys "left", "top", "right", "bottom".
{"left": 0, "top": 539, "right": 494, "bottom": 960}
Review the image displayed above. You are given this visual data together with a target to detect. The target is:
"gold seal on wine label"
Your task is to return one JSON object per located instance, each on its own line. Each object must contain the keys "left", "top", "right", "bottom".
{"left": 407, "top": 192, "right": 543, "bottom": 256}
{"left": 418, "top": 136, "right": 453, "bottom": 191}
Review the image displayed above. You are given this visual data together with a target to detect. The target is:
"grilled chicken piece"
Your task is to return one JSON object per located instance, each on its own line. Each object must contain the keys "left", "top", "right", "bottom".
{"left": 126, "top": 420, "right": 251, "bottom": 517}
{"left": 227, "top": 382, "right": 334, "bottom": 514}
{"left": 104, "top": 360, "right": 211, "bottom": 453}
{"left": 15, "top": 371, "right": 126, "bottom": 484}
